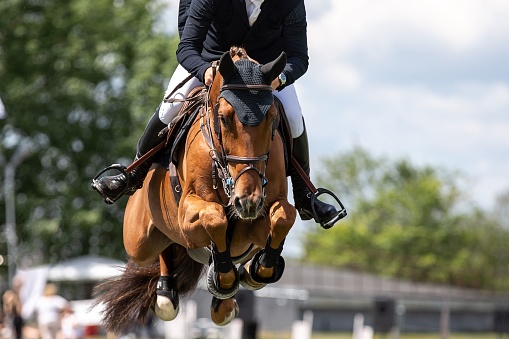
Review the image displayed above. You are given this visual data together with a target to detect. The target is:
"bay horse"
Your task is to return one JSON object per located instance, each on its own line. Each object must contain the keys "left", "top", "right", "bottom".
{"left": 94, "top": 47, "right": 296, "bottom": 333}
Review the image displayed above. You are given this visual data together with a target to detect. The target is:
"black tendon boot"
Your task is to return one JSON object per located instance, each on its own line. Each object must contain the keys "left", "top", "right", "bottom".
{"left": 290, "top": 122, "right": 342, "bottom": 228}
{"left": 92, "top": 110, "right": 167, "bottom": 204}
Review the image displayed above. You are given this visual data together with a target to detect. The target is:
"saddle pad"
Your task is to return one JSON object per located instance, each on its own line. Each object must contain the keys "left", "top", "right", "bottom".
{"left": 167, "top": 86, "right": 206, "bottom": 165}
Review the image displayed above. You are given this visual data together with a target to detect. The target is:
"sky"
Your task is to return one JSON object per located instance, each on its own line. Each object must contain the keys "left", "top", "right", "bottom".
{"left": 300, "top": 0, "right": 509, "bottom": 211}
{"left": 163, "top": 0, "right": 509, "bottom": 256}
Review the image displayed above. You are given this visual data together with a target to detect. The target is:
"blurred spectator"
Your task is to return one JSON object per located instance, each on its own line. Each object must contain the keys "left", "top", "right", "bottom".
{"left": 2, "top": 277, "right": 24, "bottom": 339}
{"left": 61, "top": 307, "right": 82, "bottom": 339}
{"left": 34, "top": 283, "right": 69, "bottom": 339}
{"left": 0, "top": 305, "right": 5, "bottom": 338}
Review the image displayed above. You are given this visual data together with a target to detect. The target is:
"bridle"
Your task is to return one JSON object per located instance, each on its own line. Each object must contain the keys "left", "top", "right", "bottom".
{"left": 200, "top": 65, "right": 275, "bottom": 205}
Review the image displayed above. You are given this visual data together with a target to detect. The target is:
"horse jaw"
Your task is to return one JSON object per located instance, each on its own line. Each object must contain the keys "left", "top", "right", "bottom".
{"left": 154, "top": 295, "right": 179, "bottom": 321}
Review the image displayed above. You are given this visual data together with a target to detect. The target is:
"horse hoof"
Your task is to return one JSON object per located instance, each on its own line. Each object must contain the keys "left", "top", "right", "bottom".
{"left": 210, "top": 297, "right": 239, "bottom": 326}
{"left": 154, "top": 294, "right": 179, "bottom": 321}
{"left": 155, "top": 276, "right": 179, "bottom": 321}
{"left": 238, "top": 261, "right": 266, "bottom": 291}
{"left": 206, "top": 262, "right": 239, "bottom": 299}
{"left": 240, "top": 250, "right": 286, "bottom": 285}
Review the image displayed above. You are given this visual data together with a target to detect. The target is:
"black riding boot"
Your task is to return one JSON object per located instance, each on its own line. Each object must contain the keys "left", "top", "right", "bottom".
{"left": 92, "top": 110, "right": 167, "bottom": 204}
{"left": 290, "top": 122, "right": 341, "bottom": 228}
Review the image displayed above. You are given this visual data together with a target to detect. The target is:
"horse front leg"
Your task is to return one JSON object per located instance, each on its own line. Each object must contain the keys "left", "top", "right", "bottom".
{"left": 240, "top": 199, "right": 296, "bottom": 289}
{"left": 181, "top": 195, "right": 239, "bottom": 325}
{"left": 181, "top": 195, "right": 238, "bottom": 294}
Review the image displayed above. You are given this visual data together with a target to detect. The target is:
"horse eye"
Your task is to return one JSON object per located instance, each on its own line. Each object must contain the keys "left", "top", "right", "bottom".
{"left": 219, "top": 116, "right": 228, "bottom": 126}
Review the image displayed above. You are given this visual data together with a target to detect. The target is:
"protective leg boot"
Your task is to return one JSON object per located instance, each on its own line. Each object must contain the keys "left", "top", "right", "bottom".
{"left": 290, "top": 123, "right": 341, "bottom": 227}
{"left": 92, "top": 110, "right": 167, "bottom": 204}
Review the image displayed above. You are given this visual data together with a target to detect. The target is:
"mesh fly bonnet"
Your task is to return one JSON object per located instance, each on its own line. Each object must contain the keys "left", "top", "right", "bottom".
{"left": 219, "top": 58, "right": 274, "bottom": 126}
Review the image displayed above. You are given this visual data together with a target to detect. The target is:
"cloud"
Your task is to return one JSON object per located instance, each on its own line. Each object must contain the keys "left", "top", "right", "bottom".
{"left": 296, "top": 1, "right": 509, "bottom": 210}
{"left": 307, "top": 0, "right": 509, "bottom": 55}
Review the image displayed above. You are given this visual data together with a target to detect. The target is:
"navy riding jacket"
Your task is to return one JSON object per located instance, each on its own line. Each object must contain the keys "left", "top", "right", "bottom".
{"left": 176, "top": 0, "right": 309, "bottom": 88}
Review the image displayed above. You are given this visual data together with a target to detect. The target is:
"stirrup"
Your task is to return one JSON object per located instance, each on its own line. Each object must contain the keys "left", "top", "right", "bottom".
{"left": 90, "top": 164, "right": 134, "bottom": 205}
{"left": 310, "top": 188, "right": 347, "bottom": 229}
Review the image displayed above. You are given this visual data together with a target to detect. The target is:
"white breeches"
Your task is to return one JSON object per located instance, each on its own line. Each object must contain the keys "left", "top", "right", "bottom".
{"left": 158, "top": 64, "right": 305, "bottom": 138}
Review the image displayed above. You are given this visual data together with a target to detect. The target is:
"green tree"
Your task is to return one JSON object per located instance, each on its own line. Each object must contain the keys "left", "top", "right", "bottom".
{"left": 0, "top": 0, "right": 179, "bottom": 268}
{"left": 303, "top": 147, "right": 509, "bottom": 290}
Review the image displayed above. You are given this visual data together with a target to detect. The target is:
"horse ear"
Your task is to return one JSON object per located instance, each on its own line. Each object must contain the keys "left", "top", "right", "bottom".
{"left": 219, "top": 51, "right": 237, "bottom": 78}
{"left": 260, "top": 52, "right": 287, "bottom": 81}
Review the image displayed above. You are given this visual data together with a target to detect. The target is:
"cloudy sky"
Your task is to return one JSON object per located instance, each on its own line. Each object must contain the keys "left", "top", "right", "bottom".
{"left": 163, "top": 0, "right": 509, "bottom": 255}
{"left": 301, "top": 0, "right": 509, "bottom": 210}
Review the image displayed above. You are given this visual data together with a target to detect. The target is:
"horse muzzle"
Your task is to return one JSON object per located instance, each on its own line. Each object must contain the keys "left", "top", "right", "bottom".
{"left": 232, "top": 193, "right": 264, "bottom": 219}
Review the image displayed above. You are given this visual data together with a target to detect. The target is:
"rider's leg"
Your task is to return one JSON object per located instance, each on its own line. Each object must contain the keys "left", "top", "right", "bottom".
{"left": 159, "top": 64, "right": 202, "bottom": 124}
{"left": 92, "top": 65, "right": 201, "bottom": 203}
{"left": 274, "top": 85, "right": 341, "bottom": 227}
{"left": 92, "top": 110, "right": 167, "bottom": 202}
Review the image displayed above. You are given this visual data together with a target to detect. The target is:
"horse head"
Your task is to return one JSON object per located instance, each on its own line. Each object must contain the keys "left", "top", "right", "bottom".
{"left": 208, "top": 47, "right": 286, "bottom": 219}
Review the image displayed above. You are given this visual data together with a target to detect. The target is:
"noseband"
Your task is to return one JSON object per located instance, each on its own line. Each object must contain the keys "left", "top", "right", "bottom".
{"left": 200, "top": 80, "right": 274, "bottom": 205}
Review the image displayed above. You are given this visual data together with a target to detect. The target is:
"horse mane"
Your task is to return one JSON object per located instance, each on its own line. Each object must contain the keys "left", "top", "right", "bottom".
{"left": 229, "top": 46, "right": 259, "bottom": 64}
{"left": 229, "top": 46, "right": 248, "bottom": 59}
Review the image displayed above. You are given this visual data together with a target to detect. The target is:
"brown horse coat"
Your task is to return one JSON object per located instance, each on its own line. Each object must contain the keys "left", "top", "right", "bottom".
{"left": 96, "top": 47, "right": 296, "bottom": 333}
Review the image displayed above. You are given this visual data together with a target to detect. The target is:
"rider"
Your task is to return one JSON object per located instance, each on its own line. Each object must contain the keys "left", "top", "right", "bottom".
{"left": 92, "top": 0, "right": 344, "bottom": 228}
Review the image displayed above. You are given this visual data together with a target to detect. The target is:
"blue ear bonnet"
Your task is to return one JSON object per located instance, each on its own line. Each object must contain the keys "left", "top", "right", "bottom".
{"left": 219, "top": 59, "right": 274, "bottom": 126}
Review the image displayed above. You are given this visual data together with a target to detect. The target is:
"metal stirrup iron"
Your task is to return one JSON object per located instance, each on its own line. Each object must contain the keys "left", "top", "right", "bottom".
{"left": 289, "top": 156, "right": 347, "bottom": 229}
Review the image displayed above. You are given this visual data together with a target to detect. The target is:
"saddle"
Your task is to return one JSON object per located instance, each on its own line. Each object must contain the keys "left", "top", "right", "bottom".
{"left": 159, "top": 87, "right": 293, "bottom": 206}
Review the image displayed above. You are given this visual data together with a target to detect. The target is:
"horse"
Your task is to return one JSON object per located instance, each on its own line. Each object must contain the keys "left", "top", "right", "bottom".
{"left": 94, "top": 47, "right": 297, "bottom": 334}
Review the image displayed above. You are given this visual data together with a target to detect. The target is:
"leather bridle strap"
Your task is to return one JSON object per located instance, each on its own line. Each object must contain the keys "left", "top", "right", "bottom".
{"left": 225, "top": 154, "right": 268, "bottom": 163}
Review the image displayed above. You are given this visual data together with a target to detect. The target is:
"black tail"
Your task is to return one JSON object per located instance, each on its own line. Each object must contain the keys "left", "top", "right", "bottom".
{"left": 93, "top": 244, "right": 204, "bottom": 334}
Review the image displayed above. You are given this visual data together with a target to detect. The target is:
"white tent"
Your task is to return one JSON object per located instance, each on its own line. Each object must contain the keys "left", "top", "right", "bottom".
{"left": 17, "top": 255, "right": 125, "bottom": 320}
{"left": 45, "top": 255, "right": 125, "bottom": 282}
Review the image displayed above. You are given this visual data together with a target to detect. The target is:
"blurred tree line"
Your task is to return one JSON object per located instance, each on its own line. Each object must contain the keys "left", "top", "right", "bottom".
{"left": 0, "top": 0, "right": 178, "bottom": 267}
{"left": 304, "top": 147, "right": 509, "bottom": 290}
{"left": 1, "top": 0, "right": 508, "bottom": 292}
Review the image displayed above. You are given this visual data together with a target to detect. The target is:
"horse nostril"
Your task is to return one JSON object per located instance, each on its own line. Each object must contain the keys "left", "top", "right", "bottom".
{"left": 256, "top": 196, "right": 264, "bottom": 210}
{"left": 233, "top": 194, "right": 264, "bottom": 219}
{"left": 234, "top": 196, "right": 243, "bottom": 211}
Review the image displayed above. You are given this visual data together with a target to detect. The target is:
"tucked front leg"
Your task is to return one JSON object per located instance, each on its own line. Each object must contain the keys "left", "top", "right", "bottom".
{"left": 180, "top": 195, "right": 238, "bottom": 298}
{"left": 267, "top": 199, "right": 297, "bottom": 255}
{"left": 179, "top": 194, "right": 227, "bottom": 247}
{"left": 239, "top": 199, "right": 296, "bottom": 288}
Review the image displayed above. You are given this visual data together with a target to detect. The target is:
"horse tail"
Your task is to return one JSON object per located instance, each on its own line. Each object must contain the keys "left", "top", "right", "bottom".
{"left": 94, "top": 244, "right": 204, "bottom": 335}
{"left": 93, "top": 259, "right": 159, "bottom": 334}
